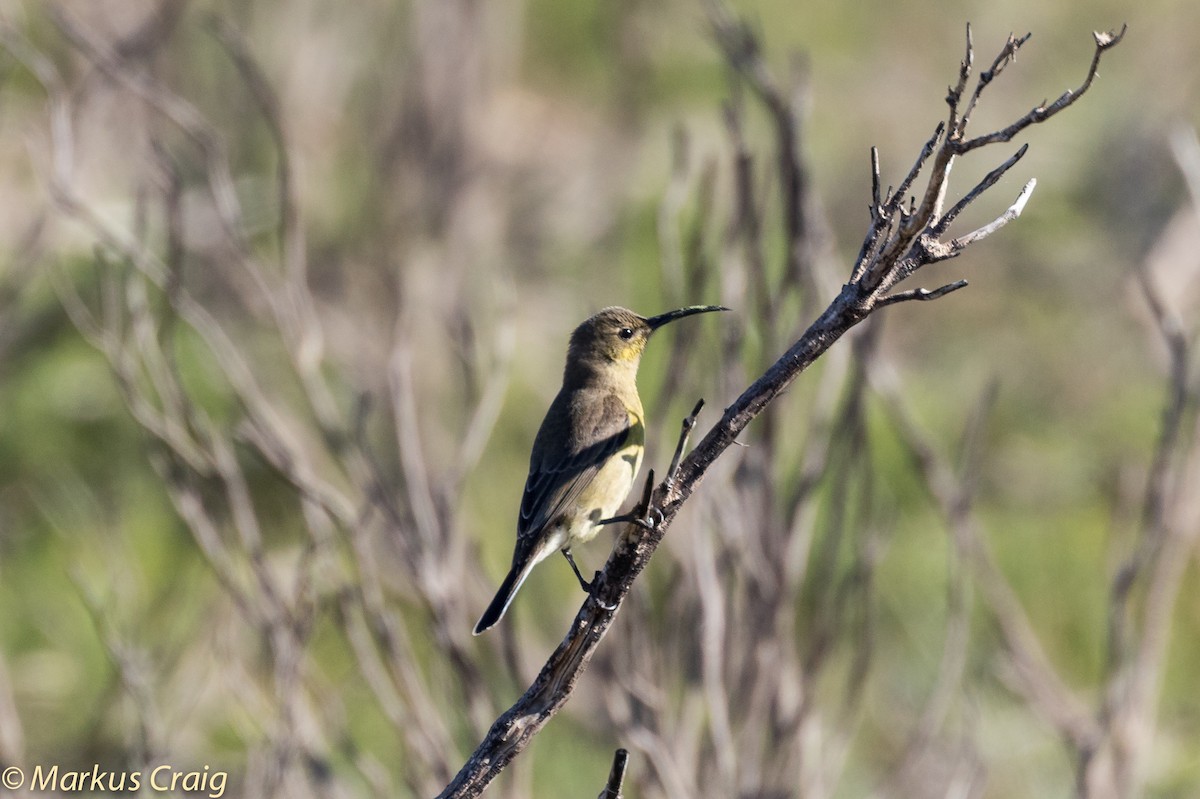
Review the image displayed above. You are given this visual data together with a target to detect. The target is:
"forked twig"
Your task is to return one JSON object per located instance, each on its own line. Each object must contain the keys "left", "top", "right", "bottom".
{"left": 956, "top": 26, "right": 1127, "bottom": 154}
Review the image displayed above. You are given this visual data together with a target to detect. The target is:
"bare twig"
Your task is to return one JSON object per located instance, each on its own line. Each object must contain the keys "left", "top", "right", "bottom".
{"left": 877, "top": 280, "right": 969, "bottom": 308}
{"left": 950, "top": 178, "right": 1037, "bottom": 250}
{"left": 597, "top": 749, "right": 630, "bottom": 799}
{"left": 663, "top": 399, "right": 705, "bottom": 490}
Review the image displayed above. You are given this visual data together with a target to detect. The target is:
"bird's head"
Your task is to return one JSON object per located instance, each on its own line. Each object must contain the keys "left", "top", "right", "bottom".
{"left": 564, "top": 305, "right": 727, "bottom": 384}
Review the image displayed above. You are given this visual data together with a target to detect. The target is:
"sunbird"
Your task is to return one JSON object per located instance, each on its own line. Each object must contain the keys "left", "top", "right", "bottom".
{"left": 473, "top": 305, "right": 727, "bottom": 635}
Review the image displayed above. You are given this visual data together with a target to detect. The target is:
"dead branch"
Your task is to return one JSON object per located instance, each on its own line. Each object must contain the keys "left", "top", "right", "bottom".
{"left": 437, "top": 20, "right": 1124, "bottom": 797}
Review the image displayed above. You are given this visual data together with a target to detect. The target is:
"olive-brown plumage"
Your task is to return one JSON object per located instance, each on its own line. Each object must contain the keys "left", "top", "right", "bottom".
{"left": 473, "top": 305, "right": 726, "bottom": 634}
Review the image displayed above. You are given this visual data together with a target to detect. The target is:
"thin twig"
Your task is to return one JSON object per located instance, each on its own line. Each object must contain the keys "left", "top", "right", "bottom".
{"left": 950, "top": 178, "right": 1037, "bottom": 250}
{"left": 877, "top": 280, "right": 969, "bottom": 307}
{"left": 597, "top": 749, "right": 629, "bottom": 799}
{"left": 664, "top": 399, "right": 706, "bottom": 490}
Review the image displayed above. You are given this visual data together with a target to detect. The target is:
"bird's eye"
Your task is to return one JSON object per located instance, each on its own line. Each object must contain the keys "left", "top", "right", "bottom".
{"left": 618, "top": 327, "right": 634, "bottom": 340}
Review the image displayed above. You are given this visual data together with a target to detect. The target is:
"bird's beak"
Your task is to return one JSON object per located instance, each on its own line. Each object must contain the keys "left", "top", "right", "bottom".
{"left": 643, "top": 305, "right": 729, "bottom": 332}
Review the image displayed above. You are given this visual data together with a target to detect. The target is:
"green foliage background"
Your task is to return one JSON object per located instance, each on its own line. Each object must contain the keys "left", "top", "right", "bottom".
{"left": 1, "top": 0, "right": 1199, "bottom": 796}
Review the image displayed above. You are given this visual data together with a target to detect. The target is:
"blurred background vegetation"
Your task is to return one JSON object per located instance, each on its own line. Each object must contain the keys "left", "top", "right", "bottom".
{"left": 0, "top": 0, "right": 1198, "bottom": 797}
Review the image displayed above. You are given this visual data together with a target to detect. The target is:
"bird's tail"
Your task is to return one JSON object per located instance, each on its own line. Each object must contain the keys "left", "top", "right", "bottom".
{"left": 473, "top": 562, "right": 534, "bottom": 635}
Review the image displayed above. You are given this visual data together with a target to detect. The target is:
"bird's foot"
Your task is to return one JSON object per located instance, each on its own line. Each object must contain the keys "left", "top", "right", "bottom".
{"left": 563, "top": 551, "right": 616, "bottom": 610}
{"left": 598, "top": 507, "right": 662, "bottom": 532}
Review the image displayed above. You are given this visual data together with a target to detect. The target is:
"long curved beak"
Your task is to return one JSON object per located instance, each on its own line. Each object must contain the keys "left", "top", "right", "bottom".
{"left": 644, "top": 304, "right": 729, "bottom": 332}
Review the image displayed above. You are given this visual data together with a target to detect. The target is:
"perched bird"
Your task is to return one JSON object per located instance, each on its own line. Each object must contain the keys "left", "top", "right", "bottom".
{"left": 473, "top": 305, "right": 726, "bottom": 635}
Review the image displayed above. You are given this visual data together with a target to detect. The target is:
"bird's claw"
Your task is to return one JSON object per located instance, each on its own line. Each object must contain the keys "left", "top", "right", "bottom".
{"left": 639, "top": 507, "right": 664, "bottom": 530}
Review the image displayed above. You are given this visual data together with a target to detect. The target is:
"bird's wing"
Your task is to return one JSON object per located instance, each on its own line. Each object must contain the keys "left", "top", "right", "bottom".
{"left": 517, "top": 391, "right": 633, "bottom": 550}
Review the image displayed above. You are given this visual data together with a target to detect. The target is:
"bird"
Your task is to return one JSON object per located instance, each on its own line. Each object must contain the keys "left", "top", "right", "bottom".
{"left": 473, "top": 304, "right": 727, "bottom": 635}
